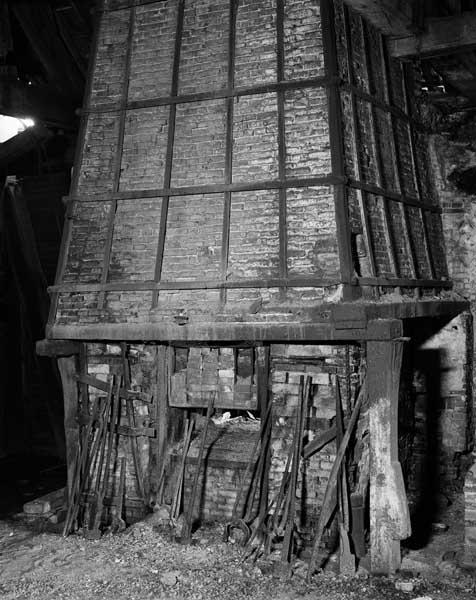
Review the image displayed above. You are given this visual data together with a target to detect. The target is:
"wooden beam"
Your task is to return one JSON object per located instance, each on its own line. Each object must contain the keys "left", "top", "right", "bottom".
{"left": 389, "top": 12, "right": 476, "bottom": 58}
{"left": 343, "top": 0, "right": 415, "bottom": 37}
{"left": 11, "top": 2, "right": 84, "bottom": 99}
{"left": 0, "top": 124, "right": 52, "bottom": 168}
{"left": 57, "top": 355, "right": 80, "bottom": 498}
{"left": 367, "top": 339, "right": 411, "bottom": 574}
{"left": 36, "top": 338, "right": 81, "bottom": 357}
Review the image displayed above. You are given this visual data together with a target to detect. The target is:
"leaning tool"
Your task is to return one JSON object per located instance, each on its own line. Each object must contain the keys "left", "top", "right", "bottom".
{"left": 181, "top": 395, "right": 214, "bottom": 543}
{"left": 121, "top": 343, "right": 147, "bottom": 505}
{"left": 86, "top": 377, "right": 121, "bottom": 539}
{"left": 307, "top": 378, "right": 366, "bottom": 582}
{"left": 223, "top": 401, "right": 273, "bottom": 544}
{"left": 84, "top": 382, "right": 113, "bottom": 538}
{"left": 63, "top": 393, "right": 104, "bottom": 537}
{"left": 171, "top": 418, "right": 194, "bottom": 522}
{"left": 281, "top": 376, "right": 310, "bottom": 565}
{"left": 108, "top": 456, "right": 127, "bottom": 534}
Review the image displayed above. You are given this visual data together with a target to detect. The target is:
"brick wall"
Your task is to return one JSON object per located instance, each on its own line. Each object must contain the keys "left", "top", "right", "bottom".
{"left": 50, "top": 0, "right": 450, "bottom": 334}
{"left": 334, "top": 0, "right": 448, "bottom": 290}
{"left": 427, "top": 128, "right": 476, "bottom": 564}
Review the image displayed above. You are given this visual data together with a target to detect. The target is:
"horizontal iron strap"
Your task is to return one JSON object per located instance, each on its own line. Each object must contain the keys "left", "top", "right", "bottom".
{"left": 341, "top": 83, "right": 426, "bottom": 132}
{"left": 49, "top": 277, "right": 344, "bottom": 294}
{"left": 80, "top": 76, "right": 338, "bottom": 116}
{"left": 347, "top": 179, "right": 442, "bottom": 213}
{"left": 99, "top": 0, "right": 184, "bottom": 13}
{"left": 67, "top": 175, "right": 344, "bottom": 203}
{"left": 358, "top": 277, "right": 452, "bottom": 288}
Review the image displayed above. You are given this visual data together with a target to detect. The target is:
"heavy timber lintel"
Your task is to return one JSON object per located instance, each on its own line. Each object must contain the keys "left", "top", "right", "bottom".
{"left": 342, "top": 0, "right": 415, "bottom": 37}
{"left": 389, "top": 12, "right": 476, "bottom": 59}
{"left": 44, "top": 300, "right": 469, "bottom": 346}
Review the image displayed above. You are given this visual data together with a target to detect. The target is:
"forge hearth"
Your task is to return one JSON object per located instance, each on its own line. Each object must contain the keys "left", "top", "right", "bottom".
{"left": 37, "top": 0, "right": 470, "bottom": 576}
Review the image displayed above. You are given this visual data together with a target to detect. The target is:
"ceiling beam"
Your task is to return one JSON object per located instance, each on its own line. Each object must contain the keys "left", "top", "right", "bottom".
{"left": 10, "top": 2, "right": 84, "bottom": 100}
{"left": 0, "top": 78, "right": 77, "bottom": 127}
{"left": 0, "top": 124, "right": 52, "bottom": 168}
{"left": 343, "top": 1, "right": 416, "bottom": 37}
{"left": 389, "top": 11, "right": 476, "bottom": 58}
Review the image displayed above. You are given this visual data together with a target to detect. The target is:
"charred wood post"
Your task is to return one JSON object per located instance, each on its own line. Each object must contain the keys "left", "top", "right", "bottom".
{"left": 367, "top": 334, "right": 411, "bottom": 574}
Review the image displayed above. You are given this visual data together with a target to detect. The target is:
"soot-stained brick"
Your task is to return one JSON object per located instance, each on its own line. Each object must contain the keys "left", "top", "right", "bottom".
{"left": 284, "top": 87, "right": 331, "bottom": 178}
{"left": 286, "top": 186, "right": 339, "bottom": 279}
{"left": 374, "top": 108, "right": 398, "bottom": 192}
{"left": 161, "top": 194, "right": 223, "bottom": 281}
{"left": 395, "top": 118, "right": 417, "bottom": 198}
{"left": 365, "top": 194, "right": 392, "bottom": 277}
{"left": 232, "top": 93, "right": 279, "bottom": 182}
{"left": 77, "top": 113, "right": 121, "bottom": 196}
{"left": 387, "top": 202, "right": 413, "bottom": 278}
{"left": 128, "top": 1, "right": 177, "bottom": 101}
{"left": 283, "top": 0, "right": 325, "bottom": 80}
{"left": 171, "top": 99, "right": 227, "bottom": 187}
{"left": 407, "top": 206, "right": 432, "bottom": 279}
{"left": 63, "top": 202, "right": 112, "bottom": 284}
{"left": 178, "top": 0, "right": 228, "bottom": 95}
{"left": 334, "top": 0, "right": 350, "bottom": 83}
{"left": 234, "top": 0, "right": 277, "bottom": 87}
{"left": 355, "top": 99, "right": 378, "bottom": 186}
{"left": 119, "top": 107, "right": 169, "bottom": 191}
{"left": 227, "top": 189, "right": 280, "bottom": 281}
{"left": 89, "top": 9, "right": 129, "bottom": 108}
{"left": 108, "top": 198, "right": 163, "bottom": 282}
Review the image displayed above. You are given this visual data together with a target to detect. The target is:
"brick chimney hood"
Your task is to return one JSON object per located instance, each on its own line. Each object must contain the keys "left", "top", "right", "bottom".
{"left": 47, "top": 0, "right": 455, "bottom": 342}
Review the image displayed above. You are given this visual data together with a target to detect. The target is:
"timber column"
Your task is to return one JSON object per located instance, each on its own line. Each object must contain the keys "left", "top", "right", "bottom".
{"left": 367, "top": 329, "right": 411, "bottom": 574}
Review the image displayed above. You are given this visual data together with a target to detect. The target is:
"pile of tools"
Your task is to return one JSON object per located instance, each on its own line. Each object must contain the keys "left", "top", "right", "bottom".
{"left": 235, "top": 376, "right": 311, "bottom": 564}
{"left": 220, "top": 373, "right": 367, "bottom": 577}
{"left": 63, "top": 376, "right": 130, "bottom": 538}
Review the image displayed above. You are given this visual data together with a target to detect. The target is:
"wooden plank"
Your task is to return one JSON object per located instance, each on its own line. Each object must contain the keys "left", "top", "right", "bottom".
{"left": 343, "top": 0, "right": 414, "bottom": 37}
{"left": 36, "top": 339, "right": 81, "bottom": 357}
{"left": 302, "top": 426, "right": 336, "bottom": 459}
{"left": 73, "top": 373, "right": 152, "bottom": 403}
{"left": 342, "top": 4, "right": 377, "bottom": 281}
{"left": 152, "top": 0, "right": 185, "bottom": 308}
{"left": 321, "top": 0, "right": 355, "bottom": 296}
{"left": 97, "top": 2, "right": 136, "bottom": 309}
{"left": 389, "top": 12, "right": 476, "bottom": 58}
{"left": 367, "top": 339, "right": 411, "bottom": 574}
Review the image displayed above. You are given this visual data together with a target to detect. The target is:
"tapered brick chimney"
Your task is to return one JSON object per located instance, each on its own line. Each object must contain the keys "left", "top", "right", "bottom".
{"left": 47, "top": 0, "right": 450, "bottom": 342}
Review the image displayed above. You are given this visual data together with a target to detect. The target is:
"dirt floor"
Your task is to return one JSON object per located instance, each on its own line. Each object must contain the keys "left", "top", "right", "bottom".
{"left": 0, "top": 504, "right": 475, "bottom": 600}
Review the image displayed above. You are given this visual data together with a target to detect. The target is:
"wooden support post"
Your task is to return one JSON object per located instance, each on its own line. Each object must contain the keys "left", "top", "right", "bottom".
{"left": 367, "top": 337, "right": 411, "bottom": 574}
{"left": 57, "top": 355, "right": 80, "bottom": 498}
